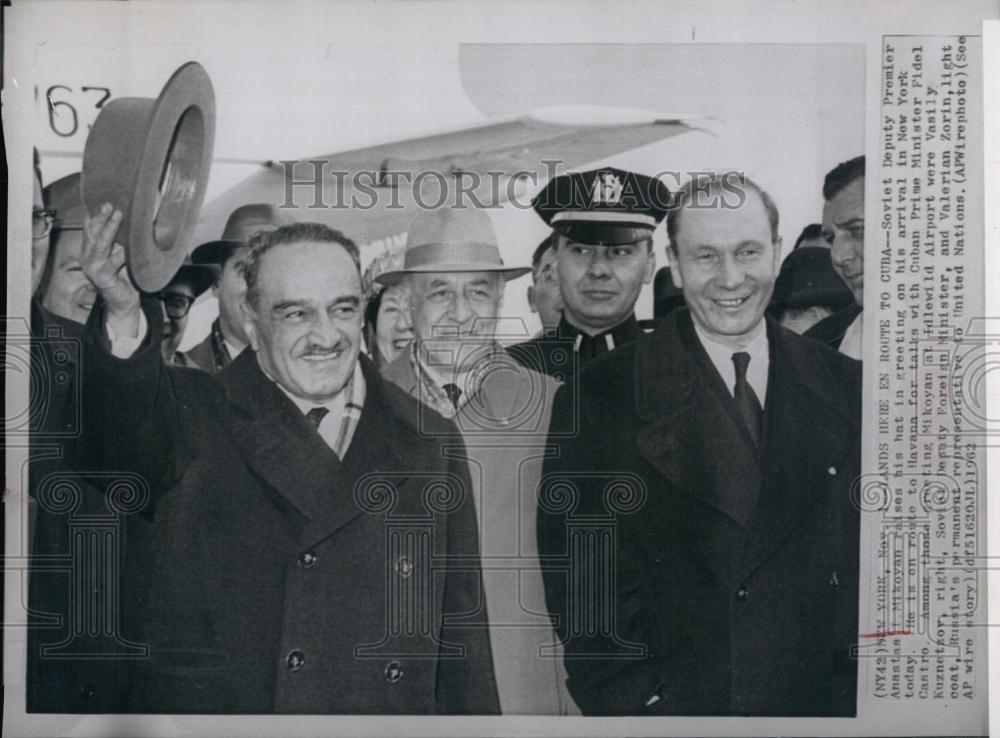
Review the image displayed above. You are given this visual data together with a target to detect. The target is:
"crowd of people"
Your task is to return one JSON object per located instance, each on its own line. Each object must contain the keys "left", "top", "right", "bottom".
{"left": 26, "top": 151, "right": 866, "bottom": 716}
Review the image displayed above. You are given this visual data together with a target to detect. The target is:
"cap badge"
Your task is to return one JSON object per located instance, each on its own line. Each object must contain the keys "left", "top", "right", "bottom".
{"left": 591, "top": 171, "right": 623, "bottom": 205}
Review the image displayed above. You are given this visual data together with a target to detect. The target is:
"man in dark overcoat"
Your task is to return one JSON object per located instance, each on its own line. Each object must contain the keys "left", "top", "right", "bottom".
{"left": 72, "top": 211, "right": 499, "bottom": 714}
{"left": 537, "top": 174, "right": 862, "bottom": 716}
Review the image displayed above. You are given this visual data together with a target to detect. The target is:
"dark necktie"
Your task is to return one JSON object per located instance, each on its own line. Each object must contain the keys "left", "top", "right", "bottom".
{"left": 442, "top": 383, "right": 463, "bottom": 410}
{"left": 577, "top": 332, "right": 609, "bottom": 363}
{"left": 732, "top": 352, "right": 763, "bottom": 448}
{"left": 305, "top": 406, "right": 329, "bottom": 430}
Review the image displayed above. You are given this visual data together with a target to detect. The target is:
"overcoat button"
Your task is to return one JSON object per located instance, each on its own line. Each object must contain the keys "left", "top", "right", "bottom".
{"left": 396, "top": 557, "right": 413, "bottom": 578}
{"left": 384, "top": 661, "right": 404, "bottom": 683}
{"left": 827, "top": 466, "right": 837, "bottom": 476}
{"left": 298, "top": 551, "right": 318, "bottom": 568}
{"left": 736, "top": 586, "right": 750, "bottom": 602}
{"left": 829, "top": 572, "right": 840, "bottom": 588}
{"left": 286, "top": 649, "right": 306, "bottom": 671}
{"left": 80, "top": 683, "right": 95, "bottom": 700}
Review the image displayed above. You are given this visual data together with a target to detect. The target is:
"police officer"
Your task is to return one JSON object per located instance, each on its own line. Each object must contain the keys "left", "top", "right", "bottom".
{"left": 508, "top": 167, "right": 669, "bottom": 381}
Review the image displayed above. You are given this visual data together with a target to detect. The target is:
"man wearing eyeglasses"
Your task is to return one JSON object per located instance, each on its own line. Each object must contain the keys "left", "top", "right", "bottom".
{"left": 509, "top": 168, "right": 669, "bottom": 383}
{"left": 35, "top": 173, "right": 96, "bottom": 325}
{"left": 157, "top": 261, "right": 216, "bottom": 366}
{"left": 31, "top": 149, "right": 57, "bottom": 296}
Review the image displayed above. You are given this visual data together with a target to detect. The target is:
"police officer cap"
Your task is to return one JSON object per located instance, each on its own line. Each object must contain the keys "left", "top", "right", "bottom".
{"left": 533, "top": 167, "right": 671, "bottom": 246}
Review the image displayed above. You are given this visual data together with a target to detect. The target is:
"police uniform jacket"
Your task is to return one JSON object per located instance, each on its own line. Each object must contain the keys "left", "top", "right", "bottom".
{"left": 537, "top": 308, "right": 861, "bottom": 716}
{"left": 508, "top": 313, "right": 647, "bottom": 382}
{"left": 71, "top": 298, "right": 499, "bottom": 714}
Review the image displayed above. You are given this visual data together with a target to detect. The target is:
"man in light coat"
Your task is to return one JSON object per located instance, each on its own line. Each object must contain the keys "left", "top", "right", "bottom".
{"left": 380, "top": 207, "right": 579, "bottom": 715}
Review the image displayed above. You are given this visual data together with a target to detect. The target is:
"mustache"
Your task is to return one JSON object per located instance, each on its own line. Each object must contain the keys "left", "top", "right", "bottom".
{"left": 301, "top": 340, "right": 347, "bottom": 357}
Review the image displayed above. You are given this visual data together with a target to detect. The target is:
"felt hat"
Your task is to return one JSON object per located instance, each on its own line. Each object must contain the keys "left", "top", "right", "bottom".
{"left": 375, "top": 208, "right": 530, "bottom": 287}
{"left": 81, "top": 61, "right": 216, "bottom": 293}
{"left": 191, "top": 203, "right": 293, "bottom": 266}
{"left": 43, "top": 172, "right": 85, "bottom": 231}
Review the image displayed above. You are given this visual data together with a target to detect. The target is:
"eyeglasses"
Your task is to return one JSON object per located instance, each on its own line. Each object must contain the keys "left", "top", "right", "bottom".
{"left": 32, "top": 208, "right": 58, "bottom": 239}
{"left": 158, "top": 292, "right": 196, "bottom": 319}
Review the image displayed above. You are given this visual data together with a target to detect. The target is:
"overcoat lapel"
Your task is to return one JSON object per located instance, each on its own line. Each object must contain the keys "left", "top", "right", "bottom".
{"left": 223, "top": 350, "right": 345, "bottom": 523}
{"left": 223, "top": 352, "right": 408, "bottom": 545}
{"left": 734, "top": 320, "right": 854, "bottom": 583}
{"left": 300, "top": 359, "right": 411, "bottom": 549}
{"left": 634, "top": 312, "right": 763, "bottom": 529}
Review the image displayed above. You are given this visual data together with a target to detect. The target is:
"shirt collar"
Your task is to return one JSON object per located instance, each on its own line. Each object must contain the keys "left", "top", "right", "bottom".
{"left": 410, "top": 339, "right": 500, "bottom": 408}
{"left": 692, "top": 318, "right": 770, "bottom": 401}
{"left": 259, "top": 355, "right": 366, "bottom": 416}
{"left": 559, "top": 313, "right": 639, "bottom": 343}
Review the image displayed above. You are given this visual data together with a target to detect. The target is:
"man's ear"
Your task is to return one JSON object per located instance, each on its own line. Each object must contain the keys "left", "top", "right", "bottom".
{"left": 668, "top": 249, "right": 684, "bottom": 289}
{"left": 772, "top": 237, "right": 784, "bottom": 271}
{"left": 527, "top": 285, "right": 538, "bottom": 313}
{"left": 643, "top": 247, "right": 657, "bottom": 284}
{"left": 240, "top": 299, "right": 259, "bottom": 351}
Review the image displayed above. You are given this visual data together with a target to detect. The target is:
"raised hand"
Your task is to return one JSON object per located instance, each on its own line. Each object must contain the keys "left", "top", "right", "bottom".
{"left": 80, "top": 203, "right": 141, "bottom": 336}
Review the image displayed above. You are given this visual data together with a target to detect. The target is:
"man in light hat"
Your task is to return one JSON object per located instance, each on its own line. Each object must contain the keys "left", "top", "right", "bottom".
{"left": 187, "top": 203, "right": 293, "bottom": 373}
{"left": 509, "top": 167, "right": 669, "bottom": 381}
{"left": 379, "top": 207, "right": 579, "bottom": 715}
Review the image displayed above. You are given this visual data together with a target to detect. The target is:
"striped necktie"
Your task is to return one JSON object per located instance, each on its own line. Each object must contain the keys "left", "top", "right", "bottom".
{"left": 305, "top": 406, "right": 329, "bottom": 430}
{"left": 442, "top": 383, "right": 463, "bottom": 410}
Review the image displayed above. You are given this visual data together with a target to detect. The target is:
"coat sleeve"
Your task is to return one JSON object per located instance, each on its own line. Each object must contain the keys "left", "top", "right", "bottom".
{"left": 537, "top": 380, "right": 666, "bottom": 715}
{"left": 435, "top": 442, "right": 501, "bottom": 714}
{"left": 70, "top": 296, "right": 180, "bottom": 503}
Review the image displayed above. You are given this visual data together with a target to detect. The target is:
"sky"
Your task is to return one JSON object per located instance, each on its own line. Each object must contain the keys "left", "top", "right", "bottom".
{"left": 13, "top": 0, "right": 865, "bottom": 346}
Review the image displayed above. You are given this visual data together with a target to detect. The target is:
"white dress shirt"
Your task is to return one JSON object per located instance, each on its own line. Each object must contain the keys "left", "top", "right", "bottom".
{"left": 692, "top": 319, "right": 769, "bottom": 406}
{"left": 274, "top": 363, "right": 366, "bottom": 455}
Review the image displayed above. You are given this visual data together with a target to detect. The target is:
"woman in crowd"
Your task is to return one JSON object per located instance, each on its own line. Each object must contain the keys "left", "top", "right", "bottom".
{"left": 362, "top": 248, "right": 413, "bottom": 369}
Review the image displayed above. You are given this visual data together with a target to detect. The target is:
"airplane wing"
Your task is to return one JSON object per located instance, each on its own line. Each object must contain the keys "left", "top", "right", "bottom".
{"left": 193, "top": 113, "right": 696, "bottom": 249}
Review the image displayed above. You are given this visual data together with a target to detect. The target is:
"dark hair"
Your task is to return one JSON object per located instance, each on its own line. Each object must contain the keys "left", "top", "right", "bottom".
{"left": 33, "top": 148, "right": 43, "bottom": 195}
{"left": 364, "top": 286, "right": 385, "bottom": 332}
{"left": 793, "top": 223, "right": 823, "bottom": 249}
{"left": 531, "top": 233, "right": 557, "bottom": 272}
{"left": 37, "top": 229, "right": 68, "bottom": 302}
{"left": 665, "top": 172, "right": 779, "bottom": 252}
{"left": 244, "top": 222, "right": 360, "bottom": 308}
{"left": 822, "top": 155, "right": 865, "bottom": 201}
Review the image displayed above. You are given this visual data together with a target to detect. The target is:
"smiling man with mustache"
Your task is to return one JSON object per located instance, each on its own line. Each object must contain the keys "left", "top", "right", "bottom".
{"left": 73, "top": 217, "right": 498, "bottom": 714}
{"left": 537, "top": 173, "right": 862, "bottom": 716}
